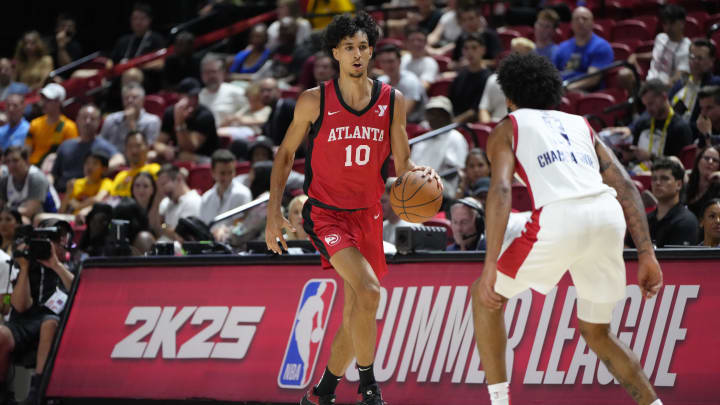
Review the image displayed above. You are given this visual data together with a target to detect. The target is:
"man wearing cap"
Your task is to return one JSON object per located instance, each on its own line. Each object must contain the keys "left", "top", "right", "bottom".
{"left": 52, "top": 104, "right": 122, "bottom": 193}
{"left": 0, "top": 218, "right": 75, "bottom": 404}
{"left": 155, "top": 77, "right": 219, "bottom": 163}
{"left": 410, "top": 96, "right": 468, "bottom": 197}
{"left": 26, "top": 83, "right": 78, "bottom": 166}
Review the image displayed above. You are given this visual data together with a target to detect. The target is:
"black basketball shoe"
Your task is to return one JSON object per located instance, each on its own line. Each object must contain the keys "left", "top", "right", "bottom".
{"left": 357, "top": 383, "right": 386, "bottom": 405}
{"left": 301, "top": 386, "right": 336, "bottom": 405}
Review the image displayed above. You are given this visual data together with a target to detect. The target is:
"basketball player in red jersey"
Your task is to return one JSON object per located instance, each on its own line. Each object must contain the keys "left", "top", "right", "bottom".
{"left": 472, "top": 52, "right": 664, "bottom": 405}
{"left": 265, "top": 12, "right": 441, "bottom": 405}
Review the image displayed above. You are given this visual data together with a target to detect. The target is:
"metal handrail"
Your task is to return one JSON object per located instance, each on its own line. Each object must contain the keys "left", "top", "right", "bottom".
{"left": 48, "top": 51, "right": 102, "bottom": 79}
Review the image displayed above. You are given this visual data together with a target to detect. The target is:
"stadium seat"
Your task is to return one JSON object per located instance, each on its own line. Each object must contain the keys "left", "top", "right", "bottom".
{"left": 633, "top": 15, "right": 659, "bottom": 36}
{"left": 611, "top": 42, "right": 633, "bottom": 61}
{"left": 236, "top": 161, "right": 251, "bottom": 175}
{"left": 219, "top": 134, "right": 232, "bottom": 149}
{"left": 632, "top": 174, "right": 651, "bottom": 192}
{"left": 634, "top": 40, "right": 655, "bottom": 54}
{"left": 557, "top": 22, "right": 572, "bottom": 41}
{"left": 558, "top": 97, "right": 575, "bottom": 114}
{"left": 688, "top": 11, "right": 709, "bottom": 31}
{"left": 377, "top": 38, "right": 404, "bottom": 49}
{"left": 143, "top": 95, "right": 165, "bottom": 117}
{"left": 497, "top": 29, "right": 521, "bottom": 50}
{"left": 507, "top": 25, "right": 534, "bottom": 40}
{"left": 428, "top": 78, "right": 452, "bottom": 97}
{"left": 576, "top": 93, "right": 616, "bottom": 131}
{"left": 595, "top": 19, "right": 616, "bottom": 37}
{"left": 188, "top": 164, "right": 213, "bottom": 193}
{"left": 406, "top": 123, "right": 428, "bottom": 139}
{"left": 611, "top": 20, "right": 652, "bottom": 42}
{"left": 680, "top": 144, "right": 698, "bottom": 170}
{"left": 292, "top": 158, "right": 306, "bottom": 174}
{"left": 281, "top": 86, "right": 301, "bottom": 100}
{"left": 461, "top": 123, "right": 492, "bottom": 149}
{"left": 684, "top": 16, "right": 704, "bottom": 39}
{"left": 511, "top": 184, "right": 533, "bottom": 211}
{"left": 432, "top": 55, "right": 452, "bottom": 73}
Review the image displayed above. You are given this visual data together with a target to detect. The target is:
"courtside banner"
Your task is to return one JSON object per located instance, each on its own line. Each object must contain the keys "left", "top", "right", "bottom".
{"left": 46, "top": 260, "right": 718, "bottom": 404}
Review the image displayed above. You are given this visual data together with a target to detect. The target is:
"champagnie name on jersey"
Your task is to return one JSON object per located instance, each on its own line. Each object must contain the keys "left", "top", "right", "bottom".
{"left": 327, "top": 126, "right": 385, "bottom": 143}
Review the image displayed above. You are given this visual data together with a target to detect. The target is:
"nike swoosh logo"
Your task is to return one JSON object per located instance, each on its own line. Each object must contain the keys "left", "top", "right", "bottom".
{"left": 373, "top": 214, "right": 380, "bottom": 220}
{"left": 328, "top": 111, "right": 340, "bottom": 115}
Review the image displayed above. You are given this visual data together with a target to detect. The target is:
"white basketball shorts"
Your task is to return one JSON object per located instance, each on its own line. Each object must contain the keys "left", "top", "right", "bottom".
{"left": 495, "top": 192, "right": 627, "bottom": 324}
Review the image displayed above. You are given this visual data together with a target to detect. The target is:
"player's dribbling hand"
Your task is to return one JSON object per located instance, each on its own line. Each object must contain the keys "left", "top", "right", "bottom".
{"left": 412, "top": 166, "right": 443, "bottom": 191}
{"left": 472, "top": 264, "right": 504, "bottom": 310}
{"left": 264, "top": 212, "right": 295, "bottom": 255}
{"left": 637, "top": 254, "right": 663, "bottom": 299}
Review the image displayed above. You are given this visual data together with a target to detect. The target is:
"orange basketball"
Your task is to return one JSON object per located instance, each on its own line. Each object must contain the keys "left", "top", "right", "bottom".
{"left": 390, "top": 171, "right": 442, "bottom": 223}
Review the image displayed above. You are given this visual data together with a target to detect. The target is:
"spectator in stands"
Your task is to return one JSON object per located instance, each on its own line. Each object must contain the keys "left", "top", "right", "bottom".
{"left": 686, "top": 146, "right": 720, "bottom": 219}
{"left": 113, "top": 197, "right": 156, "bottom": 255}
{"left": 0, "top": 218, "right": 74, "bottom": 405}
{"left": 646, "top": 4, "right": 690, "bottom": 86}
{"left": 285, "top": 194, "right": 308, "bottom": 241}
{"left": 26, "top": 83, "right": 78, "bottom": 166}
{"left": 261, "top": 78, "right": 296, "bottom": 146}
{"left": 376, "top": 44, "right": 426, "bottom": 124}
{"left": 52, "top": 104, "right": 122, "bottom": 193}
{"left": 407, "top": 0, "right": 443, "bottom": 34}
{"left": 670, "top": 39, "right": 720, "bottom": 133}
{"left": 552, "top": 7, "right": 613, "bottom": 92}
{"left": 154, "top": 164, "right": 201, "bottom": 240}
{"left": 228, "top": 160, "right": 272, "bottom": 247}
{"left": 0, "top": 146, "right": 48, "bottom": 222}
{"left": 200, "top": 150, "right": 252, "bottom": 239}
{"left": 401, "top": 27, "right": 439, "bottom": 91}
{"left": 0, "top": 93, "right": 30, "bottom": 150}
{"left": 267, "top": 0, "right": 311, "bottom": 50}
{"left": 110, "top": 3, "right": 165, "bottom": 65}
{"left": 13, "top": 31, "right": 53, "bottom": 91}
{"left": 697, "top": 86, "right": 720, "bottom": 147}
{"left": 0, "top": 207, "right": 21, "bottom": 254}
{"left": 111, "top": 131, "right": 160, "bottom": 197}
{"left": 646, "top": 157, "right": 698, "bottom": 247}
{"left": 130, "top": 171, "right": 157, "bottom": 215}
{"left": 46, "top": 14, "right": 83, "bottom": 72}
{"left": 450, "top": 6, "right": 501, "bottom": 65}
{"left": 411, "top": 96, "right": 468, "bottom": 196}
{"left": 100, "top": 82, "right": 161, "bottom": 153}
{"left": 229, "top": 24, "right": 272, "bottom": 79}
{"left": 479, "top": 37, "right": 535, "bottom": 124}
{"left": 220, "top": 83, "right": 273, "bottom": 141}
{"left": 381, "top": 177, "right": 412, "bottom": 245}
{"left": 534, "top": 9, "right": 559, "bottom": 61}
{"left": 427, "top": 0, "right": 462, "bottom": 52}
{"left": 297, "top": 52, "right": 337, "bottom": 92}
{"left": 199, "top": 53, "right": 248, "bottom": 127}
{"left": 163, "top": 31, "right": 201, "bottom": 89}
{"left": 234, "top": 136, "right": 300, "bottom": 189}
{"left": 0, "top": 58, "right": 29, "bottom": 101}
{"left": 457, "top": 148, "right": 490, "bottom": 198}
{"left": 449, "top": 33, "right": 491, "bottom": 123}
{"left": 447, "top": 197, "right": 485, "bottom": 250}
{"left": 156, "top": 77, "right": 219, "bottom": 163}
{"left": 255, "top": 18, "right": 307, "bottom": 84}
{"left": 620, "top": 80, "right": 693, "bottom": 172}
{"left": 699, "top": 198, "right": 720, "bottom": 247}
{"left": 59, "top": 149, "right": 113, "bottom": 217}
{"left": 468, "top": 176, "right": 490, "bottom": 206}
{"left": 78, "top": 203, "right": 113, "bottom": 257}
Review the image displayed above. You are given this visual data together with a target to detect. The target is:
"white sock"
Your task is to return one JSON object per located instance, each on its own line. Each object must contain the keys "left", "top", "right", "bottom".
{"left": 487, "top": 382, "right": 509, "bottom": 405}
{"left": 650, "top": 400, "right": 663, "bottom": 405}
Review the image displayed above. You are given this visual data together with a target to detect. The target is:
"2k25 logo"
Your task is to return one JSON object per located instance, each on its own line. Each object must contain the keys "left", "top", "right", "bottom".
{"left": 111, "top": 306, "right": 265, "bottom": 359}
{"left": 278, "top": 279, "right": 337, "bottom": 388}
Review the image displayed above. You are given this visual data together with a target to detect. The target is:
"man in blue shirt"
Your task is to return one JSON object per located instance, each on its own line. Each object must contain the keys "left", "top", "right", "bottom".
{"left": 0, "top": 93, "right": 30, "bottom": 150}
{"left": 0, "top": 58, "right": 29, "bottom": 101}
{"left": 552, "top": 7, "right": 614, "bottom": 91}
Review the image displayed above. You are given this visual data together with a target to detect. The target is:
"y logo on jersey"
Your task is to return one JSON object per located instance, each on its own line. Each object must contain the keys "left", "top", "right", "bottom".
{"left": 278, "top": 279, "right": 337, "bottom": 389}
{"left": 376, "top": 105, "right": 388, "bottom": 117}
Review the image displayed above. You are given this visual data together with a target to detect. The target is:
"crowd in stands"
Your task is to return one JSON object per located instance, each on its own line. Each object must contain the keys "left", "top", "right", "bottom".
{"left": 0, "top": 1, "right": 719, "bottom": 400}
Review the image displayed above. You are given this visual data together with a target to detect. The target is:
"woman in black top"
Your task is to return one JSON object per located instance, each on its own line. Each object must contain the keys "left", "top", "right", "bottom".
{"left": 686, "top": 146, "right": 720, "bottom": 219}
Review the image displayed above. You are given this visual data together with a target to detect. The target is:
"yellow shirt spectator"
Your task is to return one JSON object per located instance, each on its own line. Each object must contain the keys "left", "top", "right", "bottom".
{"left": 111, "top": 163, "right": 161, "bottom": 197}
{"left": 71, "top": 177, "right": 113, "bottom": 201}
{"left": 26, "top": 115, "right": 78, "bottom": 165}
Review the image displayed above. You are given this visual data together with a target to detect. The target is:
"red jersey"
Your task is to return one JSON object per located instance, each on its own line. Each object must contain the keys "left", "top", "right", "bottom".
{"left": 304, "top": 78, "right": 394, "bottom": 210}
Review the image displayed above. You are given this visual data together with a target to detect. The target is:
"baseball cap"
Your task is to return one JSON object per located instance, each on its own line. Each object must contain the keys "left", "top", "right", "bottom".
{"left": 40, "top": 83, "right": 66, "bottom": 102}
{"left": 178, "top": 77, "right": 202, "bottom": 95}
{"left": 469, "top": 177, "right": 491, "bottom": 196}
{"left": 425, "top": 96, "right": 453, "bottom": 116}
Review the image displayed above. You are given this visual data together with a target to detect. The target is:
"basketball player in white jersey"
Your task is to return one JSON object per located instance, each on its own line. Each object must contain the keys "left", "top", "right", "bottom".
{"left": 471, "top": 52, "right": 664, "bottom": 405}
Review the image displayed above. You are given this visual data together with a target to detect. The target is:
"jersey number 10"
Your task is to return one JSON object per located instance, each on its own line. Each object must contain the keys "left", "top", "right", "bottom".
{"left": 344, "top": 145, "right": 370, "bottom": 167}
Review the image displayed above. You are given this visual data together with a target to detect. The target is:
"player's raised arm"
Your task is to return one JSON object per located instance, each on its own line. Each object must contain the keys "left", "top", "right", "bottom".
{"left": 389, "top": 89, "right": 442, "bottom": 188}
{"left": 474, "top": 119, "right": 515, "bottom": 309}
{"left": 594, "top": 135, "right": 663, "bottom": 299}
{"left": 265, "top": 88, "right": 320, "bottom": 254}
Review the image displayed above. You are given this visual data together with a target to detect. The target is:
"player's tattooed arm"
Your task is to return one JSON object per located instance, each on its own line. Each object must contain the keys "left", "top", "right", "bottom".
{"left": 594, "top": 136, "right": 654, "bottom": 255}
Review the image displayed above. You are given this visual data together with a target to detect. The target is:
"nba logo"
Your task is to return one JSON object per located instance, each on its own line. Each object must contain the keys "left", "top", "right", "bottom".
{"left": 278, "top": 279, "right": 337, "bottom": 389}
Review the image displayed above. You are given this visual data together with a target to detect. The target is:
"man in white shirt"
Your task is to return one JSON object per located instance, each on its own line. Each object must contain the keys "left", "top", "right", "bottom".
{"left": 200, "top": 149, "right": 252, "bottom": 239}
{"left": 198, "top": 53, "right": 248, "bottom": 127}
{"left": 156, "top": 164, "right": 201, "bottom": 239}
{"left": 401, "top": 27, "right": 439, "bottom": 91}
{"left": 376, "top": 44, "right": 427, "bottom": 124}
{"left": 410, "top": 96, "right": 469, "bottom": 196}
{"left": 646, "top": 4, "right": 691, "bottom": 85}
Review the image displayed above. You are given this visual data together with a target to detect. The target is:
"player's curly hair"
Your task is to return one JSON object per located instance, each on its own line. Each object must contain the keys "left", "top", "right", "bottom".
{"left": 497, "top": 52, "right": 563, "bottom": 110}
{"left": 324, "top": 11, "right": 380, "bottom": 58}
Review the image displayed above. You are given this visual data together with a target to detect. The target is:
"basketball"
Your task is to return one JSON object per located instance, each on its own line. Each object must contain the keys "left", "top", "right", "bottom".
{"left": 390, "top": 171, "right": 442, "bottom": 223}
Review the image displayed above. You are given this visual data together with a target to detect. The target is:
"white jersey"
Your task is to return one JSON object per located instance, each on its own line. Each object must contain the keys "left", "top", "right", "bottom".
{"left": 509, "top": 109, "right": 615, "bottom": 209}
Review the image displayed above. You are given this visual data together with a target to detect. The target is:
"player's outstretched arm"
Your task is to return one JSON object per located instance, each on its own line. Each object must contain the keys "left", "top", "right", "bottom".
{"left": 265, "top": 88, "right": 320, "bottom": 254}
{"left": 594, "top": 136, "right": 663, "bottom": 299}
{"left": 389, "top": 89, "right": 442, "bottom": 188}
{"left": 474, "top": 119, "right": 515, "bottom": 310}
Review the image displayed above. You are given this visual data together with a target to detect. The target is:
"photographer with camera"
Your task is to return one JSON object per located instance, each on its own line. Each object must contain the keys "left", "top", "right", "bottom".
{"left": 0, "top": 219, "right": 74, "bottom": 404}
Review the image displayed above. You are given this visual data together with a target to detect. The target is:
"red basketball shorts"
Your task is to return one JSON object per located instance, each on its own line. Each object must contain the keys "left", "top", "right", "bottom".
{"left": 302, "top": 201, "right": 388, "bottom": 279}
